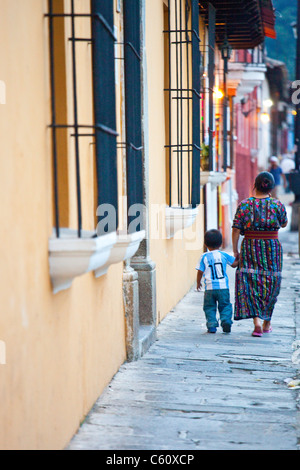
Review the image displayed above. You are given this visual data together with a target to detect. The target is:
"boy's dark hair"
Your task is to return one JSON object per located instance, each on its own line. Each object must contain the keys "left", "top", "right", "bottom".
{"left": 254, "top": 171, "right": 275, "bottom": 194}
{"left": 204, "top": 229, "right": 222, "bottom": 249}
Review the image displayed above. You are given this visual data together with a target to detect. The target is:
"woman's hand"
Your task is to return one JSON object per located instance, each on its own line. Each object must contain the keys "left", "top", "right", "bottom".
{"left": 232, "top": 227, "right": 241, "bottom": 259}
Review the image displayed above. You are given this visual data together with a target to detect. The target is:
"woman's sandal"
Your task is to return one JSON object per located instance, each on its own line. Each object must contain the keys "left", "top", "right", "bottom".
{"left": 252, "top": 326, "right": 263, "bottom": 337}
{"left": 263, "top": 326, "right": 272, "bottom": 333}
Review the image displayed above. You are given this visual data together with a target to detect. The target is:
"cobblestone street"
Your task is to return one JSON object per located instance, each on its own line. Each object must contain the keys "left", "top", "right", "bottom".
{"left": 67, "top": 207, "right": 300, "bottom": 450}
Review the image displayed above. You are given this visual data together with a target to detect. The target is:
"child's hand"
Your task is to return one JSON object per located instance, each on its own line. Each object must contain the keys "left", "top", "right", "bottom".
{"left": 196, "top": 270, "right": 203, "bottom": 291}
{"left": 231, "top": 255, "right": 240, "bottom": 268}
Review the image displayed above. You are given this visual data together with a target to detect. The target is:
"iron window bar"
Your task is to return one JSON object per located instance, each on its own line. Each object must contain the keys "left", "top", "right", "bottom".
{"left": 163, "top": 29, "right": 201, "bottom": 42}
{"left": 45, "top": 11, "right": 116, "bottom": 39}
{"left": 125, "top": 42, "right": 142, "bottom": 61}
{"left": 70, "top": 0, "right": 82, "bottom": 239}
{"left": 164, "top": 0, "right": 201, "bottom": 208}
{"left": 47, "top": 0, "right": 119, "bottom": 238}
{"left": 164, "top": 88, "right": 201, "bottom": 98}
{"left": 70, "top": 134, "right": 95, "bottom": 138}
{"left": 48, "top": 0, "right": 60, "bottom": 238}
{"left": 47, "top": 1, "right": 94, "bottom": 238}
{"left": 68, "top": 37, "right": 92, "bottom": 42}
{"left": 45, "top": 13, "right": 92, "bottom": 17}
{"left": 49, "top": 123, "right": 119, "bottom": 136}
{"left": 117, "top": 142, "right": 143, "bottom": 152}
{"left": 94, "top": 13, "right": 117, "bottom": 41}
{"left": 114, "top": 41, "right": 142, "bottom": 62}
{"left": 165, "top": 143, "right": 201, "bottom": 149}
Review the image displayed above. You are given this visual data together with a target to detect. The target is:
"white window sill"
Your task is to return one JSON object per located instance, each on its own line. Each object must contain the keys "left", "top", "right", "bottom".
{"left": 200, "top": 171, "right": 227, "bottom": 188}
{"left": 94, "top": 230, "right": 146, "bottom": 278}
{"left": 165, "top": 206, "right": 198, "bottom": 239}
{"left": 49, "top": 229, "right": 145, "bottom": 294}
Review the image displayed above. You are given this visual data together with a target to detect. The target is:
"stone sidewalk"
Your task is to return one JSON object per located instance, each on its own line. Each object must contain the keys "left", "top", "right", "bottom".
{"left": 67, "top": 227, "right": 300, "bottom": 451}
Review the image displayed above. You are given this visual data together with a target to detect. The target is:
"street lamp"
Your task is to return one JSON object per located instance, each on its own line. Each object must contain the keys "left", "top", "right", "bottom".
{"left": 220, "top": 37, "right": 232, "bottom": 171}
{"left": 220, "top": 37, "right": 232, "bottom": 73}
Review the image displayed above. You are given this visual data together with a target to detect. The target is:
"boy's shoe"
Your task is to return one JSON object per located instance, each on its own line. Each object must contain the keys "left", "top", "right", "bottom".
{"left": 222, "top": 323, "right": 231, "bottom": 333}
{"left": 207, "top": 327, "right": 217, "bottom": 333}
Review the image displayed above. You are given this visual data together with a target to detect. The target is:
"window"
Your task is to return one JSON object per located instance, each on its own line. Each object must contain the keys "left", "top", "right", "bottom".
{"left": 47, "top": 0, "right": 145, "bottom": 292}
{"left": 164, "top": 0, "right": 201, "bottom": 209}
{"left": 47, "top": 0, "right": 118, "bottom": 238}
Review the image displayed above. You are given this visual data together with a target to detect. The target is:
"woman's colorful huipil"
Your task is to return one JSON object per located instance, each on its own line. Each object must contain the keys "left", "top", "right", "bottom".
{"left": 232, "top": 197, "right": 287, "bottom": 321}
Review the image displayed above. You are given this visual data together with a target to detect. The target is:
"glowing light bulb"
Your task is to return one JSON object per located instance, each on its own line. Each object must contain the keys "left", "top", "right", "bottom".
{"left": 214, "top": 88, "right": 224, "bottom": 99}
{"left": 260, "top": 112, "right": 270, "bottom": 123}
{"left": 263, "top": 99, "right": 273, "bottom": 108}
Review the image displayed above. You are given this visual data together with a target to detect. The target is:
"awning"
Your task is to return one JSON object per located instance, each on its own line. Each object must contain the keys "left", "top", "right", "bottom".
{"left": 261, "top": 0, "right": 276, "bottom": 39}
{"left": 199, "top": 0, "right": 276, "bottom": 49}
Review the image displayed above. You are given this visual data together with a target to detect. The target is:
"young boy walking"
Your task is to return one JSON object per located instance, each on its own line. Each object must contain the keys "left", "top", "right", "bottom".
{"left": 196, "top": 229, "right": 238, "bottom": 334}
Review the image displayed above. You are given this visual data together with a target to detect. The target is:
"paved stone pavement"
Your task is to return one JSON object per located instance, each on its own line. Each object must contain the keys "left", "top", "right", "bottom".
{"left": 67, "top": 206, "right": 300, "bottom": 451}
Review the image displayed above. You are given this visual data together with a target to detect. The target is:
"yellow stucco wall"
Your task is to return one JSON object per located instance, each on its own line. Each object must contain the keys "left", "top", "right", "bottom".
{"left": 146, "top": 0, "right": 204, "bottom": 323}
{"left": 0, "top": 0, "right": 126, "bottom": 449}
{"left": 0, "top": 0, "right": 204, "bottom": 449}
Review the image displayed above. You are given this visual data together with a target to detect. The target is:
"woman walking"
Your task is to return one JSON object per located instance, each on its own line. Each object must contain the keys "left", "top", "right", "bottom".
{"left": 232, "top": 172, "right": 288, "bottom": 336}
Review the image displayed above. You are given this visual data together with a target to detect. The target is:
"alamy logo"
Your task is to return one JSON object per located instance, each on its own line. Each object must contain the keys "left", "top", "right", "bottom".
{"left": 291, "top": 81, "right": 300, "bottom": 105}
{"left": 95, "top": 201, "right": 204, "bottom": 251}
{"left": 0, "top": 341, "right": 6, "bottom": 365}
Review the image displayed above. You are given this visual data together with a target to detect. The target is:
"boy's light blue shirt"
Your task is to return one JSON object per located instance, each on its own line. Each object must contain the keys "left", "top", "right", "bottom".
{"left": 196, "top": 250, "right": 235, "bottom": 290}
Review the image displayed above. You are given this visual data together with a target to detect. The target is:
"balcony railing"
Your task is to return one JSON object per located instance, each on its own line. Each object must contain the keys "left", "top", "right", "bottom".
{"left": 230, "top": 44, "right": 265, "bottom": 66}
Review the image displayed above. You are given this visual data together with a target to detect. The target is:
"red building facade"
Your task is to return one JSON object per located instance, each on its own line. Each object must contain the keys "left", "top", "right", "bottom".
{"left": 230, "top": 48, "right": 264, "bottom": 203}
{"left": 235, "top": 87, "right": 259, "bottom": 202}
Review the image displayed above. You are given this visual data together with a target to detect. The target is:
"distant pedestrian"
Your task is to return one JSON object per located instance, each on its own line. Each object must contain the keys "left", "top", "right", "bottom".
{"left": 269, "top": 156, "right": 286, "bottom": 198}
{"left": 232, "top": 171, "right": 288, "bottom": 337}
{"left": 196, "top": 229, "right": 239, "bottom": 334}
{"left": 280, "top": 154, "right": 295, "bottom": 193}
